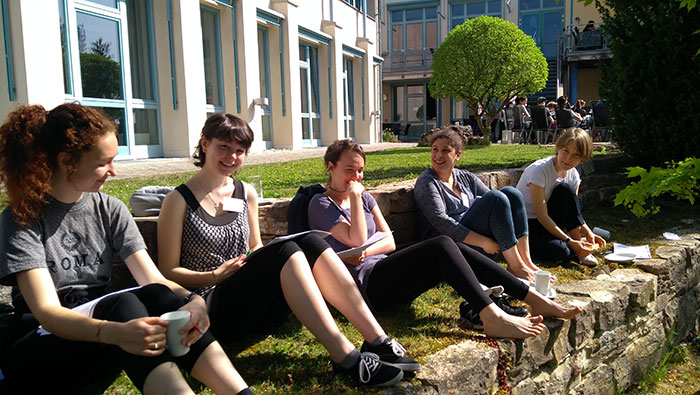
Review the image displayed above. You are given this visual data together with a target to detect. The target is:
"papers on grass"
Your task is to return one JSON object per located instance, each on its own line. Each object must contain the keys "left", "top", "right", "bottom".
{"left": 266, "top": 230, "right": 331, "bottom": 247}
{"left": 663, "top": 232, "right": 681, "bottom": 241}
{"left": 613, "top": 243, "right": 651, "bottom": 259}
{"left": 336, "top": 231, "right": 390, "bottom": 259}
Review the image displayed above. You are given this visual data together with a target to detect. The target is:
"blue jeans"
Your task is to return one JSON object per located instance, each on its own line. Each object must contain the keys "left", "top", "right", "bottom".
{"left": 459, "top": 187, "right": 529, "bottom": 251}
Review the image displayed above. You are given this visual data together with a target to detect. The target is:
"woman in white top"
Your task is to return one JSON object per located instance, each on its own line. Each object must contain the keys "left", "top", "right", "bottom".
{"left": 515, "top": 128, "right": 606, "bottom": 266}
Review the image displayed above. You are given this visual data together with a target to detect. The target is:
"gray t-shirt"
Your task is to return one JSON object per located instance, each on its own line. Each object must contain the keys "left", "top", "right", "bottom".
{"left": 307, "top": 192, "right": 386, "bottom": 298}
{"left": 515, "top": 156, "right": 581, "bottom": 219}
{"left": 0, "top": 192, "right": 146, "bottom": 307}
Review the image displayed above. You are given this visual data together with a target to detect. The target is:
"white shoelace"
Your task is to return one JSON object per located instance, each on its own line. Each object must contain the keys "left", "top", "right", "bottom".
{"left": 358, "top": 353, "right": 381, "bottom": 384}
{"left": 387, "top": 339, "right": 406, "bottom": 357}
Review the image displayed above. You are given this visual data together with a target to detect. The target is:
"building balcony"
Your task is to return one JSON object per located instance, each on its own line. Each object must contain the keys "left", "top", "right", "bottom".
{"left": 563, "top": 22, "right": 613, "bottom": 62}
{"left": 382, "top": 48, "right": 434, "bottom": 73}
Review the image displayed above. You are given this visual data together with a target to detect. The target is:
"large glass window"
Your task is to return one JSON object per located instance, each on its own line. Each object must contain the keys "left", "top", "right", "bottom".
{"left": 201, "top": 7, "right": 223, "bottom": 110}
{"left": 77, "top": 11, "right": 123, "bottom": 100}
{"left": 450, "top": 1, "right": 501, "bottom": 30}
{"left": 343, "top": 57, "right": 355, "bottom": 139}
{"left": 388, "top": 6, "right": 438, "bottom": 70}
{"left": 258, "top": 27, "right": 272, "bottom": 145}
{"left": 392, "top": 82, "right": 437, "bottom": 139}
{"left": 300, "top": 43, "right": 321, "bottom": 144}
{"left": 519, "top": 0, "right": 563, "bottom": 58}
{"left": 58, "top": 0, "right": 162, "bottom": 156}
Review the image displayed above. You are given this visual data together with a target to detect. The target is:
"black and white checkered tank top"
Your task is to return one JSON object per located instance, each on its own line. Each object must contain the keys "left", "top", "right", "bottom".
{"left": 176, "top": 180, "right": 249, "bottom": 297}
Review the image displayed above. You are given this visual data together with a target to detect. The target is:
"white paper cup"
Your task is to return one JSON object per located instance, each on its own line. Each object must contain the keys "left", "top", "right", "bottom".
{"left": 592, "top": 227, "right": 611, "bottom": 241}
{"left": 160, "top": 310, "right": 191, "bottom": 357}
{"left": 535, "top": 270, "right": 551, "bottom": 296}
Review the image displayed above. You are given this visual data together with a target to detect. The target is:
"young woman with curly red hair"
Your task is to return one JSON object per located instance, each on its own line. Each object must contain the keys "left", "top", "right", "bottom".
{"left": 0, "top": 103, "right": 252, "bottom": 394}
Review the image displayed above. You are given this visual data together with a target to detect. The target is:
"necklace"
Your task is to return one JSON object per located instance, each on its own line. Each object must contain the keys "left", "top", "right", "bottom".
{"left": 327, "top": 185, "right": 347, "bottom": 193}
{"left": 205, "top": 191, "right": 221, "bottom": 210}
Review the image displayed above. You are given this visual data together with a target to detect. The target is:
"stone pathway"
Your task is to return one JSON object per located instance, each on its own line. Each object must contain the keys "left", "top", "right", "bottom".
{"left": 113, "top": 142, "right": 415, "bottom": 180}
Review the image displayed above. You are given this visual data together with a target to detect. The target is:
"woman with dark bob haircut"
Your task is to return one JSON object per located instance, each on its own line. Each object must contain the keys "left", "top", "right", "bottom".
{"left": 414, "top": 126, "right": 542, "bottom": 282}
{"left": 157, "top": 114, "right": 417, "bottom": 388}
{"left": 0, "top": 104, "right": 251, "bottom": 394}
{"left": 308, "top": 140, "right": 581, "bottom": 340}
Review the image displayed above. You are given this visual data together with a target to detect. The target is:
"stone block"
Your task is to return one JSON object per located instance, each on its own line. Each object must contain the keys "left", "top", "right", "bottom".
{"left": 610, "top": 315, "right": 666, "bottom": 391}
{"left": 368, "top": 180, "right": 416, "bottom": 215}
{"left": 675, "top": 289, "right": 700, "bottom": 339}
{"left": 596, "top": 269, "right": 657, "bottom": 309}
{"left": 380, "top": 383, "right": 438, "bottom": 395}
{"left": 571, "top": 364, "right": 615, "bottom": 395}
{"left": 499, "top": 326, "right": 553, "bottom": 383}
{"left": 546, "top": 319, "right": 572, "bottom": 364}
{"left": 134, "top": 217, "right": 159, "bottom": 260}
{"left": 530, "top": 357, "right": 575, "bottom": 395}
{"left": 490, "top": 170, "right": 520, "bottom": 189}
{"left": 385, "top": 212, "right": 420, "bottom": 247}
{"left": 634, "top": 259, "right": 672, "bottom": 295}
{"left": 557, "top": 280, "right": 630, "bottom": 331}
{"left": 416, "top": 340, "right": 499, "bottom": 395}
{"left": 592, "top": 324, "right": 629, "bottom": 364}
{"left": 258, "top": 198, "right": 291, "bottom": 237}
{"left": 555, "top": 294, "right": 596, "bottom": 350}
{"left": 513, "top": 378, "right": 536, "bottom": 395}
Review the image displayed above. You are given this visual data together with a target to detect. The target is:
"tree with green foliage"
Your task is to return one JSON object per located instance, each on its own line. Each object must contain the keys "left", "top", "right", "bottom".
{"left": 80, "top": 53, "right": 122, "bottom": 99}
{"left": 429, "top": 16, "right": 547, "bottom": 141}
{"left": 593, "top": 0, "right": 700, "bottom": 166}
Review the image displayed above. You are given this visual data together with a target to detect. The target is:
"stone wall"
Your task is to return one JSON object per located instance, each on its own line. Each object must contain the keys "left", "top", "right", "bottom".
{"left": 391, "top": 226, "right": 700, "bottom": 395}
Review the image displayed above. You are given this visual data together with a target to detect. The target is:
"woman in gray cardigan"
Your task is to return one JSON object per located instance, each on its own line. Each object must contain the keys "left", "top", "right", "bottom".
{"left": 414, "top": 126, "right": 541, "bottom": 282}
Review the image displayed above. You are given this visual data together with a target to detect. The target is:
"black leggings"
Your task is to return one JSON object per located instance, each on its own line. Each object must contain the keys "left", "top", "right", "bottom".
{"left": 5, "top": 283, "right": 215, "bottom": 394}
{"left": 528, "top": 183, "right": 585, "bottom": 262}
{"left": 208, "top": 233, "right": 328, "bottom": 341}
{"left": 365, "top": 236, "right": 529, "bottom": 314}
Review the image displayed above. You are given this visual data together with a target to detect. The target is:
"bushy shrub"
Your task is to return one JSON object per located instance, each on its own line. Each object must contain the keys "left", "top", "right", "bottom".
{"left": 596, "top": 0, "right": 700, "bottom": 166}
{"left": 382, "top": 128, "right": 397, "bottom": 142}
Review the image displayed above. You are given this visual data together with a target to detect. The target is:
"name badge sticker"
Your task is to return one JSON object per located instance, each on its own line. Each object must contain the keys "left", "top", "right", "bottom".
{"left": 222, "top": 197, "right": 245, "bottom": 213}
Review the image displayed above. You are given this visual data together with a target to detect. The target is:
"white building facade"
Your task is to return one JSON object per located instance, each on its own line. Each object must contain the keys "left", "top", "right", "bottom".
{"left": 0, "top": 0, "right": 383, "bottom": 158}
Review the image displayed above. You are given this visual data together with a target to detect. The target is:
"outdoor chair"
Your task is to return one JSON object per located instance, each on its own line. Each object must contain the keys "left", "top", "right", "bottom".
{"left": 510, "top": 106, "right": 528, "bottom": 144}
{"left": 591, "top": 102, "right": 612, "bottom": 141}
{"left": 554, "top": 108, "right": 574, "bottom": 143}
{"left": 398, "top": 123, "right": 411, "bottom": 142}
{"left": 530, "top": 106, "right": 550, "bottom": 144}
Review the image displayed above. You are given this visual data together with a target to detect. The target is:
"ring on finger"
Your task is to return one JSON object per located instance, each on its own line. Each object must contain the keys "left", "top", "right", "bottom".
{"left": 151, "top": 342, "right": 159, "bottom": 350}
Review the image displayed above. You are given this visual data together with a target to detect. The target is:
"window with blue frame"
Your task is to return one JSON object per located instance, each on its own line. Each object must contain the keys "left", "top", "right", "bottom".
{"left": 299, "top": 43, "right": 321, "bottom": 144}
{"left": 450, "top": 1, "right": 501, "bottom": 30}
{"left": 389, "top": 5, "right": 438, "bottom": 70}
{"left": 343, "top": 57, "right": 355, "bottom": 139}
{"left": 341, "top": 0, "right": 363, "bottom": 11}
{"left": 201, "top": 6, "right": 224, "bottom": 112}
{"left": 258, "top": 26, "right": 272, "bottom": 145}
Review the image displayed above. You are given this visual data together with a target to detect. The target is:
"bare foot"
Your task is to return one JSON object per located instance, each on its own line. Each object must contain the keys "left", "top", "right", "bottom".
{"left": 480, "top": 305, "right": 545, "bottom": 339}
{"left": 525, "top": 291, "right": 582, "bottom": 320}
{"left": 508, "top": 265, "right": 536, "bottom": 283}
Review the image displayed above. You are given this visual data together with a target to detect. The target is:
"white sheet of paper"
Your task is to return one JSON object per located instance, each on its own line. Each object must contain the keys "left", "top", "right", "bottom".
{"left": 37, "top": 286, "right": 141, "bottom": 336}
{"left": 336, "top": 231, "right": 390, "bottom": 259}
{"left": 613, "top": 243, "right": 652, "bottom": 259}
{"left": 266, "top": 230, "right": 331, "bottom": 247}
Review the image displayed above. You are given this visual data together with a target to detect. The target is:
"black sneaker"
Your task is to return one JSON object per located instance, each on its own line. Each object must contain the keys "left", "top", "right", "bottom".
{"left": 332, "top": 352, "right": 404, "bottom": 387}
{"left": 360, "top": 338, "right": 421, "bottom": 372}
{"left": 458, "top": 301, "right": 484, "bottom": 330}
{"left": 491, "top": 295, "right": 528, "bottom": 317}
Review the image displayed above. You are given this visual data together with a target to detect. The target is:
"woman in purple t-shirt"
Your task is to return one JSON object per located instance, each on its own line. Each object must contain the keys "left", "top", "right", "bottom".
{"left": 308, "top": 140, "right": 581, "bottom": 340}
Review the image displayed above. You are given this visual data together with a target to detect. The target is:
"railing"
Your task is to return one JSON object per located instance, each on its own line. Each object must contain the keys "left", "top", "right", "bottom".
{"left": 382, "top": 48, "right": 434, "bottom": 72}
{"left": 563, "top": 22, "right": 612, "bottom": 58}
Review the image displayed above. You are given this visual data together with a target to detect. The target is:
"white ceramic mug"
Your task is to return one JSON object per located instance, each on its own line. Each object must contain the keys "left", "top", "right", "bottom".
{"left": 535, "top": 270, "right": 551, "bottom": 296}
{"left": 160, "top": 310, "right": 191, "bottom": 357}
{"left": 592, "top": 227, "right": 611, "bottom": 241}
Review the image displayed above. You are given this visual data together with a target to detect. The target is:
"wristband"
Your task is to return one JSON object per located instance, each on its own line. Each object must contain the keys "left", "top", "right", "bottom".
{"left": 96, "top": 320, "right": 106, "bottom": 343}
{"left": 184, "top": 291, "right": 197, "bottom": 304}
{"left": 563, "top": 236, "right": 572, "bottom": 243}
